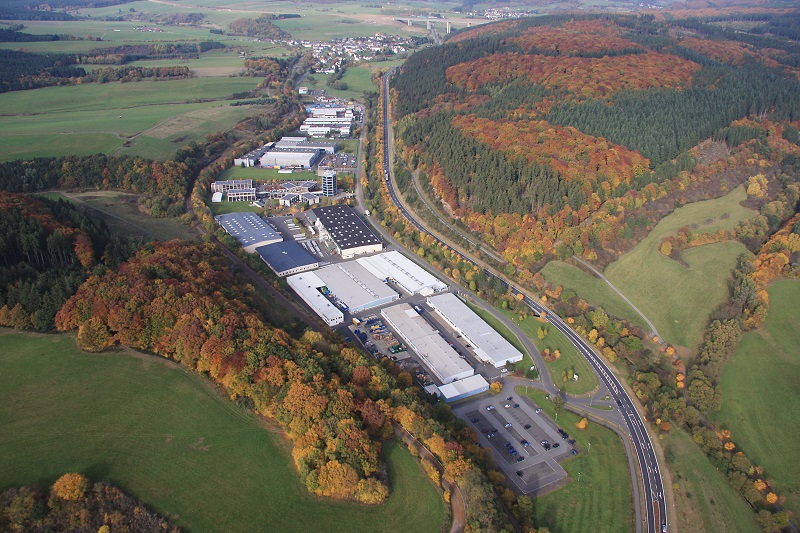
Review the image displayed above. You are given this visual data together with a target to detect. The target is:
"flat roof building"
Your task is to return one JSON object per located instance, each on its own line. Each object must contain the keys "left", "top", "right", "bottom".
{"left": 274, "top": 138, "right": 337, "bottom": 154}
{"left": 437, "top": 375, "right": 490, "bottom": 402}
{"left": 226, "top": 188, "right": 256, "bottom": 202}
{"left": 315, "top": 261, "right": 398, "bottom": 313}
{"left": 427, "top": 293, "right": 523, "bottom": 368}
{"left": 211, "top": 179, "right": 253, "bottom": 193}
{"left": 286, "top": 272, "right": 344, "bottom": 326}
{"left": 256, "top": 241, "right": 319, "bottom": 277}
{"left": 381, "top": 303, "right": 474, "bottom": 384}
{"left": 357, "top": 251, "right": 448, "bottom": 296}
{"left": 313, "top": 205, "right": 382, "bottom": 259}
{"left": 214, "top": 212, "right": 283, "bottom": 253}
{"left": 260, "top": 149, "right": 321, "bottom": 169}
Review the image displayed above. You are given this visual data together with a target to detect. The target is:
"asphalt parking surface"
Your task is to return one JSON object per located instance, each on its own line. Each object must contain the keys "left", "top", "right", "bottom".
{"left": 454, "top": 392, "right": 576, "bottom": 494}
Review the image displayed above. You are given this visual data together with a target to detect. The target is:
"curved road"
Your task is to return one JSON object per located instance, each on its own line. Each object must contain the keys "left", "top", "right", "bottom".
{"left": 376, "top": 68, "right": 667, "bottom": 533}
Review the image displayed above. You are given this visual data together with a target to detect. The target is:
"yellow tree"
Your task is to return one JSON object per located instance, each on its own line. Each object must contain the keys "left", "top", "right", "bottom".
{"left": 52, "top": 473, "right": 89, "bottom": 501}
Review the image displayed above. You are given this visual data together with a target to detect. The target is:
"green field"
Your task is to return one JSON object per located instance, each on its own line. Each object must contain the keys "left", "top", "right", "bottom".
{"left": 663, "top": 428, "right": 759, "bottom": 533}
{"left": 604, "top": 186, "right": 756, "bottom": 350}
{"left": 713, "top": 280, "right": 800, "bottom": 516}
{"left": 303, "top": 65, "right": 379, "bottom": 101}
{"left": 0, "top": 332, "right": 446, "bottom": 532}
{"left": 502, "top": 310, "right": 599, "bottom": 395}
{"left": 219, "top": 166, "right": 318, "bottom": 181}
{"left": 518, "top": 387, "right": 633, "bottom": 533}
{"left": 0, "top": 77, "right": 266, "bottom": 161}
{"left": 540, "top": 261, "right": 647, "bottom": 329}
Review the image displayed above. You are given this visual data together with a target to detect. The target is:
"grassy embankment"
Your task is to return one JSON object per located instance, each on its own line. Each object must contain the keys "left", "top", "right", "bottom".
{"left": 517, "top": 387, "right": 632, "bottom": 533}
{"left": 602, "top": 185, "right": 755, "bottom": 350}
{"left": 0, "top": 332, "right": 445, "bottom": 532}
{"left": 712, "top": 280, "right": 800, "bottom": 517}
{"left": 663, "top": 428, "right": 759, "bottom": 532}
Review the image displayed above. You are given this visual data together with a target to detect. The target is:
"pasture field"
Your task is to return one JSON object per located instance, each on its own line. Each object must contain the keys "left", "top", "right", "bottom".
{"left": 303, "top": 65, "right": 380, "bottom": 101}
{"left": 713, "top": 280, "right": 800, "bottom": 516}
{"left": 501, "top": 309, "right": 598, "bottom": 395}
{"left": 540, "top": 261, "right": 647, "bottom": 329}
{"left": 604, "top": 186, "right": 755, "bottom": 350}
{"left": 0, "top": 77, "right": 267, "bottom": 161}
{"left": 0, "top": 332, "right": 446, "bottom": 533}
{"left": 663, "top": 428, "right": 759, "bottom": 533}
{"left": 518, "top": 387, "right": 633, "bottom": 533}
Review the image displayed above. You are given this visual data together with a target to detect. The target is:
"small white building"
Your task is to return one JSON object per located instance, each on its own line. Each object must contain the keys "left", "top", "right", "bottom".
{"left": 437, "top": 375, "right": 490, "bottom": 402}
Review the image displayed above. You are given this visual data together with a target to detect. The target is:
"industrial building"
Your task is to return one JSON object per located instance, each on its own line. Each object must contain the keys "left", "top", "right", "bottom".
{"left": 427, "top": 293, "right": 523, "bottom": 368}
{"left": 286, "top": 272, "right": 344, "bottom": 326}
{"left": 260, "top": 148, "right": 322, "bottom": 169}
{"left": 226, "top": 188, "right": 256, "bottom": 202}
{"left": 256, "top": 241, "right": 319, "bottom": 277}
{"left": 214, "top": 212, "right": 283, "bottom": 253}
{"left": 313, "top": 205, "right": 382, "bottom": 259}
{"left": 274, "top": 137, "right": 337, "bottom": 154}
{"left": 315, "top": 261, "right": 399, "bottom": 313}
{"left": 437, "top": 375, "right": 490, "bottom": 403}
{"left": 381, "top": 303, "right": 474, "bottom": 384}
{"left": 233, "top": 146, "right": 271, "bottom": 168}
{"left": 357, "top": 251, "right": 448, "bottom": 296}
{"left": 299, "top": 124, "right": 352, "bottom": 137}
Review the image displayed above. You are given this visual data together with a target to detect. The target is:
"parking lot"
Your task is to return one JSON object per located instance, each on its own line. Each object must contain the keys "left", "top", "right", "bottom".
{"left": 454, "top": 392, "right": 577, "bottom": 494}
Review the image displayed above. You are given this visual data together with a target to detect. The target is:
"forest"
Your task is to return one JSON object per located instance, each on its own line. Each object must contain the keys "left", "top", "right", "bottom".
{"left": 392, "top": 13, "right": 800, "bottom": 271}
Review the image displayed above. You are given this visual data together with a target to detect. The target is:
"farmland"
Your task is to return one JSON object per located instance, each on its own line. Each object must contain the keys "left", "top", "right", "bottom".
{"left": 0, "top": 332, "right": 446, "bottom": 533}
{"left": 603, "top": 186, "right": 756, "bottom": 350}
{"left": 713, "top": 280, "right": 800, "bottom": 516}
{"left": 0, "top": 77, "right": 267, "bottom": 161}
{"left": 517, "top": 387, "right": 632, "bottom": 533}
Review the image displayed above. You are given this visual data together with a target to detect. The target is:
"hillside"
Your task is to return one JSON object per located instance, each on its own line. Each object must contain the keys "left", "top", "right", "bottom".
{"left": 392, "top": 13, "right": 800, "bottom": 271}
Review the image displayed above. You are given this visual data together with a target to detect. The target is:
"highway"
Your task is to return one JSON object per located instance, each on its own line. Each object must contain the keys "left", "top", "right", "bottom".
{"left": 378, "top": 68, "right": 667, "bottom": 533}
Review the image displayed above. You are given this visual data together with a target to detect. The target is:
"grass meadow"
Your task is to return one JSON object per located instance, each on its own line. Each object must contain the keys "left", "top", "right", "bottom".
{"left": 0, "top": 77, "right": 267, "bottom": 161}
{"left": 0, "top": 331, "right": 446, "bottom": 533}
{"left": 712, "top": 280, "right": 800, "bottom": 516}
{"left": 518, "top": 387, "right": 633, "bottom": 533}
{"left": 663, "top": 428, "right": 759, "bottom": 533}
{"left": 603, "top": 185, "right": 755, "bottom": 350}
{"left": 540, "top": 261, "right": 647, "bottom": 329}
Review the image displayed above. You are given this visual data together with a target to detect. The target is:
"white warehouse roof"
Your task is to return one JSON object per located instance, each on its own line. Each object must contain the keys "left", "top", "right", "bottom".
{"left": 438, "top": 374, "right": 490, "bottom": 402}
{"left": 381, "top": 303, "right": 473, "bottom": 385}
{"left": 286, "top": 272, "right": 344, "bottom": 326}
{"left": 357, "top": 251, "right": 448, "bottom": 296}
{"left": 315, "top": 261, "right": 398, "bottom": 313}
{"left": 427, "top": 293, "right": 523, "bottom": 368}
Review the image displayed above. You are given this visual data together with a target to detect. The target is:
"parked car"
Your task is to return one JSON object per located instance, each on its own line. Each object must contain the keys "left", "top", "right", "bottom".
{"left": 521, "top": 440, "right": 530, "bottom": 447}
{"left": 504, "top": 423, "right": 512, "bottom": 428}
{"left": 486, "top": 405, "right": 495, "bottom": 411}
{"left": 553, "top": 443, "right": 560, "bottom": 449}
{"left": 516, "top": 456, "right": 525, "bottom": 462}
{"left": 535, "top": 408, "right": 543, "bottom": 414}
{"left": 516, "top": 471, "right": 523, "bottom": 477}
{"left": 524, "top": 424, "right": 532, "bottom": 429}
{"left": 504, "top": 403, "right": 512, "bottom": 408}
{"left": 513, "top": 403, "right": 520, "bottom": 408}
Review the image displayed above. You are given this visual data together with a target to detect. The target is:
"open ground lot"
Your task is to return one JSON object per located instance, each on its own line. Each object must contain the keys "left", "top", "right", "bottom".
{"left": 518, "top": 387, "right": 633, "bottom": 533}
{"left": 604, "top": 185, "right": 756, "bottom": 350}
{"left": 40, "top": 191, "right": 197, "bottom": 242}
{"left": 0, "top": 331, "right": 446, "bottom": 533}
{"left": 453, "top": 392, "right": 571, "bottom": 495}
{"left": 712, "top": 280, "right": 800, "bottom": 517}
{"left": 663, "top": 427, "right": 759, "bottom": 533}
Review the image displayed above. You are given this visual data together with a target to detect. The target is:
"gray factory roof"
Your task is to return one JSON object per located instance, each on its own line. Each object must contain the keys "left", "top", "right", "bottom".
{"left": 214, "top": 212, "right": 282, "bottom": 248}
{"left": 256, "top": 241, "right": 319, "bottom": 275}
{"left": 313, "top": 205, "right": 381, "bottom": 251}
{"left": 315, "top": 261, "right": 397, "bottom": 311}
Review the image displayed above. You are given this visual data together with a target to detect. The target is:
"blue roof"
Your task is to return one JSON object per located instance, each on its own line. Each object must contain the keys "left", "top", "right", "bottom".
{"left": 256, "top": 241, "right": 318, "bottom": 275}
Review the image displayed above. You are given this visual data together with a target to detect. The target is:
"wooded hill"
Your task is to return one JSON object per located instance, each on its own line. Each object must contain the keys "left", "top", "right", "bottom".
{"left": 392, "top": 13, "right": 800, "bottom": 270}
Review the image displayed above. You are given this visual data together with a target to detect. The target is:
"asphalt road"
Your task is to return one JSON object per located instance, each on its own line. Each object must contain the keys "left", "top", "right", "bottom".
{"left": 377, "top": 68, "right": 667, "bottom": 533}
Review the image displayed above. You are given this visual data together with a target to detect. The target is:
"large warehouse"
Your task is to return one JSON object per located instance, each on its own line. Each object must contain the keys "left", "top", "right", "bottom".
{"left": 427, "top": 293, "right": 523, "bottom": 368}
{"left": 260, "top": 148, "right": 321, "bottom": 169}
{"left": 381, "top": 303, "right": 474, "bottom": 385}
{"left": 357, "top": 251, "right": 448, "bottom": 296}
{"left": 437, "top": 375, "right": 490, "bottom": 403}
{"left": 256, "top": 241, "right": 319, "bottom": 277}
{"left": 215, "top": 212, "right": 283, "bottom": 253}
{"left": 313, "top": 205, "right": 382, "bottom": 259}
{"left": 315, "top": 261, "right": 398, "bottom": 313}
{"left": 286, "top": 272, "right": 344, "bottom": 326}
